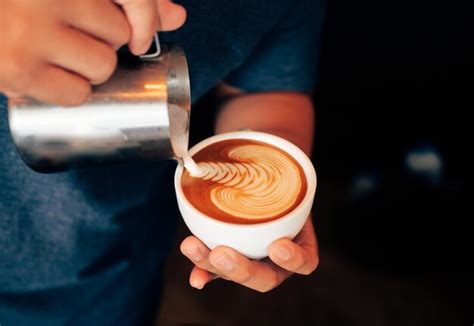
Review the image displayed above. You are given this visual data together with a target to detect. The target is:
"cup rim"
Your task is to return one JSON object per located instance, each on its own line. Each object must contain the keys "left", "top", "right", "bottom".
{"left": 174, "top": 131, "right": 317, "bottom": 229}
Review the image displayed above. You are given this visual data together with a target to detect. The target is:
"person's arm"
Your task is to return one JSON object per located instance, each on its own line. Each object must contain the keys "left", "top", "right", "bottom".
{"left": 214, "top": 84, "right": 314, "bottom": 155}
{"left": 180, "top": 84, "right": 319, "bottom": 292}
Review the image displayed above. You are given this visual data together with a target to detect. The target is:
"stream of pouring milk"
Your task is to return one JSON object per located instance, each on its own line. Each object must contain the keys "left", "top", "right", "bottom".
{"left": 183, "top": 155, "right": 204, "bottom": 177}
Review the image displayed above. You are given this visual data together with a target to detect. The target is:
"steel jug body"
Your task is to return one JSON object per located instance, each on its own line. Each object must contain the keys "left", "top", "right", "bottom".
{"left": 7, "top": 45, "right": 190, "bottom": 173}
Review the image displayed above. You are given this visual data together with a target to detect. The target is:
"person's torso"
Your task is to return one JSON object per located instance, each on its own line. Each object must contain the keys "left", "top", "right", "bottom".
{"left": 0, "top": 1, "right": 296, "bottom": 324}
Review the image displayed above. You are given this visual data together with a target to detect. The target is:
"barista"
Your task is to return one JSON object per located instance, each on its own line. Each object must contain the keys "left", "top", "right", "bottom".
{"left": 0, "top": 1, "right": 322, "bottom": 324}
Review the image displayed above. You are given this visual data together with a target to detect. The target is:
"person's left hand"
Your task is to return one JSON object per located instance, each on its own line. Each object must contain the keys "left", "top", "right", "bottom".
{"left": 180, "top": 216, "right": 319, "bottom": 292}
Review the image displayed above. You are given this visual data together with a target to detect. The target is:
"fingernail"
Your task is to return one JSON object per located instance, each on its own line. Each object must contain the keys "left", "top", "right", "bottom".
{"left": 190, "top": 279, "right": 204, "bottom": 290}
{"left": 274, "top": 245, "right": 292, "bottom": 261}
{"left": 214, "top": 253, "right": 235, "bottom": 272}
{"left": 186, "top": 247, "right": 203, "bottom": 262}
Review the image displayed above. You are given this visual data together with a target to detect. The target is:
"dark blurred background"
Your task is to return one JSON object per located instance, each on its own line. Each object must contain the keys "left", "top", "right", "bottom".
{"left": 156, "top": 0, "right": 473, "bottom": 324}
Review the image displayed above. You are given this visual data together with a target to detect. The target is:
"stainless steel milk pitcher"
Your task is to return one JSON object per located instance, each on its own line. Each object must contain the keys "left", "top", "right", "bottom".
{"left": 7, "top": 38, "right": 191, "bottom": 173}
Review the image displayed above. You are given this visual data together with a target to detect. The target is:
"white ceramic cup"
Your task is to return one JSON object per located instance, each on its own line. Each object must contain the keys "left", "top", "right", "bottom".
{"left": 174, "top": 131, "right": 317, "bottom": 259}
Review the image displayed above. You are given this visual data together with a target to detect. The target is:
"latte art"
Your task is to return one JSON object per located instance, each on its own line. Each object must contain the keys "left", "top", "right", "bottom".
{"left": 181, "top": 139, "right": 307, "bottom": 224}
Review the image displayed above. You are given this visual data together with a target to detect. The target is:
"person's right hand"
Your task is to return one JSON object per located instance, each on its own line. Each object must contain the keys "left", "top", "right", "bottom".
{"left": 0, "top": 0, "right": 186, "bottom": 106}
{"left": 0, "top": 0, "right": 132, "bottom": 105}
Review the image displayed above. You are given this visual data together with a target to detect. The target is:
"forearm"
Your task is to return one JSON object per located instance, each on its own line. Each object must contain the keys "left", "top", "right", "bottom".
{"left": 214, "top": 88, "right": 315, "bottom": 156}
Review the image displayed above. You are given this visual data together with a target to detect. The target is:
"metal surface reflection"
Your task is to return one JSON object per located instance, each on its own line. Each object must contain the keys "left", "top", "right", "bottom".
{"left": 8, "top": 45, "right": 190, "bottom": 172}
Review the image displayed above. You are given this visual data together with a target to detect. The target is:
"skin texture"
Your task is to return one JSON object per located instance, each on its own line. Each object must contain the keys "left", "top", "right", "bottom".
{"left": 114, "top": 0, "right": 186, "bottom": 54}
{"left": 0, "top": 0, "right": 186, "bottom": 105}
{"left": 180, "top": 84, "right": 319, "bottom": 292}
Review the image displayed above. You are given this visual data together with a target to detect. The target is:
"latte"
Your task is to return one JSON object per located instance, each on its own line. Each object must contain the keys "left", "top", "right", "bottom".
{"left": 181, "top": 139, "right": 307, "bottom": 224}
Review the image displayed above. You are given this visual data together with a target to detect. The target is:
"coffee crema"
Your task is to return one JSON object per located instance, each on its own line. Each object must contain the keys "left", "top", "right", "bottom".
{"left": 181, "top": 139, "right": 307, "bottom": 224}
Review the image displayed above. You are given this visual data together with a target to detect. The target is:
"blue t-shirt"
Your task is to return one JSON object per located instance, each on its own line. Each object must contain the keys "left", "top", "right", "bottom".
{"left": 0, "top": 0, "right": 323, "bottom": 324}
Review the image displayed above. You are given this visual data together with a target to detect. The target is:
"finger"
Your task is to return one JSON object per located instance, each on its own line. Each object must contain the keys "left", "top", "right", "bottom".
{"left": 22, "top": 63, "right": 91, "bottom": 106}
{"left": 269, "top": 218, "right": 319, "bottom": 275}
{"left": 156, "top": 0, "right": 187, "bottom": 31}
{"left": 180, "top": 236, "right": 220, "bottom": 275}
{"left": 46, "top": 27, "right": 117, "bottom": 85}
{"left": 189, "top": 266, "right": 216, "bottom": 290}
{"left": 268, "top": 238, "right": 319, "bottom": 275}
{"left": 116, "top": 0, "right": 159, "bottom": 55}
{"left": 209, "top": 246, "right": 290, "bottom": 293}
{"left": 294, "top": 217, "right": 319, "bottom": 248}
{"left": 64, "top": 0, "right": 131, "bottom": 49}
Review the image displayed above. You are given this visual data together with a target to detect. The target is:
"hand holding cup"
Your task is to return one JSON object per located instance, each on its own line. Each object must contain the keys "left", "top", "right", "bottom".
{"left": 175, "top": 131, "right": 318, "bottom": 291}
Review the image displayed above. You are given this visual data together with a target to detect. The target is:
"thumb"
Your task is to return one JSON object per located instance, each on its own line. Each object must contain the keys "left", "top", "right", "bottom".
{"left": 115, "top": 0, "right": 159, "bottom": 55}
{"left": 156, "top": 0, "right": 187, "bottom": 31}
{"left": 115, "top": 0, "right": 187, "bottom": 55}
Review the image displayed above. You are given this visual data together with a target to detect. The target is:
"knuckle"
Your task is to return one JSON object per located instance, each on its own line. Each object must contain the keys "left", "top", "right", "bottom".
{"left": 292, "top": 257, "right": 307, "bottom": 272}
{"left": 115, "top": 20, "right": 132, "bottom": 46}
{"left": 302, "top": 256, "right": 319, "bottom": 275}
{"left": 63, "top": 80, "right": 91, "bottom": 106}
{"left": 235, "top": 266, "right": 252, "bottom": 284}
{"left": 269, "top": 272, "right": 282, "bottom": 288}
{"left": 257, "top": 273, "right": 280, "bottom": 293}
{"left": 290, "top": 254, "right": 306, "bottom": 271}
{"left": 300, "top": 268, "right": 313, "bottom": 276}
{"left": 92, "top": 47, "right": 117, "bottom": 84}
{"left": 69, "top": 81, "right": 91, "bottom": 106}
